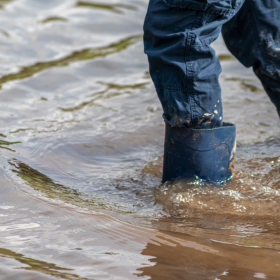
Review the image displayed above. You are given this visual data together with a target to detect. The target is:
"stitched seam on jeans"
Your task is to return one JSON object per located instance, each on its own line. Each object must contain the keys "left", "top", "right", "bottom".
{"left": 247, "top": 0, "right": 280, "bottom": 81}
{"left": 186, "top": 35, "right": 195, "bottom": 127}
{"left": 185, "top": 11, "right": 203, "bottom": 127}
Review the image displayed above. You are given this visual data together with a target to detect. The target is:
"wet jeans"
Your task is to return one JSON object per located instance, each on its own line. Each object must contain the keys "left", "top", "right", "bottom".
{"left": 144, "top": 0, "right": 280, "bottom": 128}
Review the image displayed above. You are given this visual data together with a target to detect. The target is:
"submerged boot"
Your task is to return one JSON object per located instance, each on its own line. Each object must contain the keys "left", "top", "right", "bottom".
{"left": 162, "top": 123, "right": 236, "bottom": 184}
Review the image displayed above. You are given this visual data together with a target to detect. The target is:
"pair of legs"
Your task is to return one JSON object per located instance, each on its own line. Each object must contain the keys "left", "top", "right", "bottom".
{"left": 144, "top": 0, "right": 280, "bottom": 129}
{"left": 143, "top": 0, "right": 280, "bottom": 183}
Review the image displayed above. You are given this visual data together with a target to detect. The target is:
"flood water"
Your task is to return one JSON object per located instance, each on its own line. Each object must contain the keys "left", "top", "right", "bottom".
{"left": 0, "top": 0, "right": 280, "bottom": 279}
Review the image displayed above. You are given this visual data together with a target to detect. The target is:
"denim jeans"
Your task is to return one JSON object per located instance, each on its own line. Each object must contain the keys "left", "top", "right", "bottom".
{"left": 144, "top": 0, "right": 280, "bottom": 128}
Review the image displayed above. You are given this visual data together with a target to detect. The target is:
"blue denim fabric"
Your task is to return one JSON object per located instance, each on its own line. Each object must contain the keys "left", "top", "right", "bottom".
{"left": 144, "top": 0, "right": 280, "bottom": 128}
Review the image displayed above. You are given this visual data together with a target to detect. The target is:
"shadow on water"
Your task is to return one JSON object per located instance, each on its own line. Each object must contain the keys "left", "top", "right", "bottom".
{"left": 0, "top": 248, "right": 88, "bottom": 280}
{"left": 75, "top": 1, "right": 137, "bottom": 14}
{"left": 0, "top": 35, "right": 142, "bottom": 88}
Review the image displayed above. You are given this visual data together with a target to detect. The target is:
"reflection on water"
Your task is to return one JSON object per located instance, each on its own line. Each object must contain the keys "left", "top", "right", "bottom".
{"left": 0, "top": 0, "right": 280, "bottom": 279}
{"left": 0, "top": 248, "right": 86, "bottom": 280}
{"left": 10, "top": 160, "right": 84, "bottom": 201}
{"left": 0, "top": 140, "right": 20, "bottom": 145}
{"left": 41, "top": 16, "right": 68, "bottom": 23}
{"left": 0, "top": 139, "right": 20, "bottom": 152}
{"left": 138, "top": 230, "right": 280, "bottom": 280}
{"left": 218, "top": 54, "right": 235, "bottom": 61}
{"left": 0, "top": 35, "right": 141, "bottom": 88}
{"left": 60, "top": 82, "right": 148, "bottom": 112}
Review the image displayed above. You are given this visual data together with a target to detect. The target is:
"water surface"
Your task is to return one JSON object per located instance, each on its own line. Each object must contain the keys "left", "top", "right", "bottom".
{"left": 0, "top": 0, "right": 280, "bottom": 279}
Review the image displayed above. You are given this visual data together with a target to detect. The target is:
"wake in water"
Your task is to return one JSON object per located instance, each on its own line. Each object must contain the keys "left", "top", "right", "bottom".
{"left": 147, "top": 139, "right": 280, "bottom": 249}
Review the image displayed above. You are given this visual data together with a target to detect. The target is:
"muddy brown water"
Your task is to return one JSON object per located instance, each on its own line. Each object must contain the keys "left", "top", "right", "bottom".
{"left": 0, "top": 0, "right": 280, "bottom": 279}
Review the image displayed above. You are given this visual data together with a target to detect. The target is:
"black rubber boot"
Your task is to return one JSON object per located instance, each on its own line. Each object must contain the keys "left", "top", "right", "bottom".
{"left": 162, "top": 123, "right": 236, "bottom": 184}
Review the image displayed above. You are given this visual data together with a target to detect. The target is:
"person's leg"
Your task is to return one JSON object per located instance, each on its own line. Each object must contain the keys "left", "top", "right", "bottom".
{"left": 222, "top": 0, "right": 280, "bottom": 116}
{"left": 143, "top": 0, "right": 244, "bottom": 183}
{"left": 144, "top": 0, "right": 245, "bottom": 129}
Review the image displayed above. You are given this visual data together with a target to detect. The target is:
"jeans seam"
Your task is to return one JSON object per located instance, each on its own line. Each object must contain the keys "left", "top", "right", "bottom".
{"left": 185, "top": 11, "right": 203, "bottom": 127}
{"left": 247, "top": 0, "right": 280, "bottom": 81}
